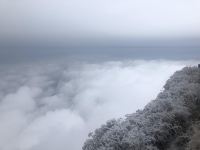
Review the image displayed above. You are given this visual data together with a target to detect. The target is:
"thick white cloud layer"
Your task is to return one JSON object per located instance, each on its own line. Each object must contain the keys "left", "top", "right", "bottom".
{"left": 0, "top": 60, "right": 197, "bottom": 150}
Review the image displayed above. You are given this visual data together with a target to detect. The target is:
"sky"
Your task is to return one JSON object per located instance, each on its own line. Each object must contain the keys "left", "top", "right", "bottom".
{"left": 0, "top": 1, "right": 199, "bottom": 150}
{"left": 0, "top": 0, "right": 200, "bottom": 60}
{"left": 0, "top": 0, "right": 200, "bottom": 44}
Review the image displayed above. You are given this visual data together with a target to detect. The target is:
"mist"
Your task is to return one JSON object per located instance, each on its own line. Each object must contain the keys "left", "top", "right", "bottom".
{"left": 0, "top": 0, "right": 200, "bottom": 44}
{"left": 0, "top": 59, "right": 197, "bottom": 150}
{"left": 0, "top": 0, "right": 199, "bottom": 149}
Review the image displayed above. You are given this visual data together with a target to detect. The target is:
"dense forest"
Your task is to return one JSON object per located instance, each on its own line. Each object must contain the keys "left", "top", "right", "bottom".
{"left": 83, "top": 66, "right": 200, "bottom": 150}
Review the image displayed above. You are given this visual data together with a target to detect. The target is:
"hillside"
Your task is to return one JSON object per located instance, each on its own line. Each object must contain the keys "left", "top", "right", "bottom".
{"left": 83, "top": 66, "right": 200, "bottom": 150}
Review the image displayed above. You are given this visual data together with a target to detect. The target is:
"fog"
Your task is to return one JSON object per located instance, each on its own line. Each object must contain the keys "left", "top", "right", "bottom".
{"left": 0, "top": 59, "right": 197, "bottom": 150}
{"left": 0, "top": 0, "right": 199, "bottom": 149}
{"left": 0, "top": 0, "right": 200, "bottom": 42}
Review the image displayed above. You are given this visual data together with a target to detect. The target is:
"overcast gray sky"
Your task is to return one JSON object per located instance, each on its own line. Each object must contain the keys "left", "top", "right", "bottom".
{"left": 0, "top": 0, "right": 200, "bottom": 42}
{"left": 0, "top": 0, "right": 200, "bottom": 63}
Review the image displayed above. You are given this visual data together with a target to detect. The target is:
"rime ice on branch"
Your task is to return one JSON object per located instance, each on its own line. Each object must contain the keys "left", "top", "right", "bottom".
{"left": 82, "top": 67, "right": 200, "bottom": 150}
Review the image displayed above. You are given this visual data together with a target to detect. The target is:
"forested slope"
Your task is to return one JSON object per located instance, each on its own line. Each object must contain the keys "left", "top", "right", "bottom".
{"left": 83, "top": 66, "right": 200, "bottom": 150}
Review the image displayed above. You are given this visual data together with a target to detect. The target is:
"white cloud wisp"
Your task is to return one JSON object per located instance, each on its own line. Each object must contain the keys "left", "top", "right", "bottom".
{"left": 0, "top": 60, "right": 197, "bottom": 150}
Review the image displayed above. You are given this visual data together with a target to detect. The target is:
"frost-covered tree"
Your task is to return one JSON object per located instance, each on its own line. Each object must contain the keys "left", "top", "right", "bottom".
{"left": 83, "top": 67, "right": 200, "bottom": 150}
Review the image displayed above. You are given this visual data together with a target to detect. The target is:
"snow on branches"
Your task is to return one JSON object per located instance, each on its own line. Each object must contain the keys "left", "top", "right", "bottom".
{"left": 83, "top": 67, "right": 200, "bottom": 150}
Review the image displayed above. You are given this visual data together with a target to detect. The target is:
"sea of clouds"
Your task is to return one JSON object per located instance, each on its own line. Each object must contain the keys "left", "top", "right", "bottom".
{"left": 0, "top": 59, "right": 197, "bottom": 150}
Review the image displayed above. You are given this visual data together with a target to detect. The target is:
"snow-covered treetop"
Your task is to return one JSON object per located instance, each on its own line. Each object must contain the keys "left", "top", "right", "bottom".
{"left": 82, "top": 67, "right": 200, "bottom": 150}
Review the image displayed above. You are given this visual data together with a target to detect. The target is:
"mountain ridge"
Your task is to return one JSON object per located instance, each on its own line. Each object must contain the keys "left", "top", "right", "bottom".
{"left": 83, "top": 66, "right": 200, "bottom": 150}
